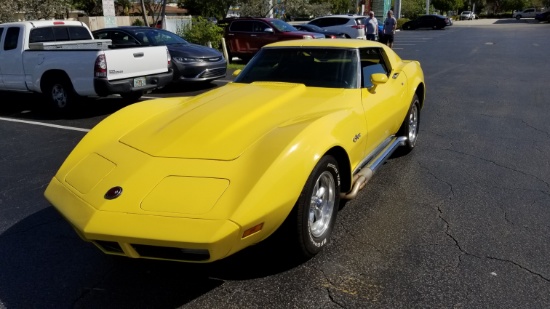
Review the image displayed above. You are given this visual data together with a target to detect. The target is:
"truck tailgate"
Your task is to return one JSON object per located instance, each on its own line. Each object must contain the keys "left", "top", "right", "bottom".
{"left": 104, "top": 46, "right": 168, "bottom": 81}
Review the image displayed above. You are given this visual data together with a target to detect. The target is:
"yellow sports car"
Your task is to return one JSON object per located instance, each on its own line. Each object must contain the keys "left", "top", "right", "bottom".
{"left": 44, "top": 39, "right": 425, "bottom": 263}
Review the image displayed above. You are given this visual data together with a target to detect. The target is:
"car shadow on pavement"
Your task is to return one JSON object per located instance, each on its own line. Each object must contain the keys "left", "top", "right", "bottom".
{"left": 153, "top": 81, "right": 219, "bottom": 94}
{"left": 0, "top": 206, "right": 304, "bottom": 308}
{"left": 0, "top": 91, "right": 135, "bottom": 121}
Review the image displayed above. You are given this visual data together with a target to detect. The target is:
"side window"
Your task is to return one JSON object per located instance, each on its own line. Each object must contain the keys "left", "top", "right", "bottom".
{"left": 4, "top": 27, "right": 20, "bottom": 51}
{"left": 93, "top": 31, "right": 109, "bottom": 40}
{"left": 359, "top": 48, "right": 390, "bottom": 88}
{"left": 0, "top": 28, "right": 4, "bottom": 44}
{"left": 230, "top": 21, "right": 253, "bottom": 32}
{"left": 253, "top": 21, "right": 270, "bottom": 32}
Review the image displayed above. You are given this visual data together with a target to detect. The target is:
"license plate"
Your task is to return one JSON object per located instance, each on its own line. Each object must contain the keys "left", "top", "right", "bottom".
{"left": 134, "top": 77, "right": 146, "bottom": 87}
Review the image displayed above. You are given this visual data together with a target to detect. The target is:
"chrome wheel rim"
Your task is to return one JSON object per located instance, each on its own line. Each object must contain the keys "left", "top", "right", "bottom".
{"left": 52, "top": 84, "right": 67, "bottom": 108}
{"left": 408, "top": 104, "right": 418, "bottom": 143}
{"left": 308, "top": 171, "right": 336, "bottom": 238}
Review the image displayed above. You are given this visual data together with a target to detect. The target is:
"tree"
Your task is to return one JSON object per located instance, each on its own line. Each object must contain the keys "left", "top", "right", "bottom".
{"left": 431, "top": 0, "right": 464, "bottom": 13}
{"left": 72, "top": 0, "right": 103, "bottom": 16}
{"left": 181, "top": 0, "right": 234, "bottom": 19}
{"left": 401, "top": 0, "right": 426, "bottom": 18}
{"left": 233, "top": 0, "right": 335, "bottom": 18}
{"left": 0, "top": 0, "right": 19, "bottom": 22}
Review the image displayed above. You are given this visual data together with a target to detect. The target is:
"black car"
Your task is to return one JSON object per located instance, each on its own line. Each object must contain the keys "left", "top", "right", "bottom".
{"left": 293, "top": 24, "right": 347, "bottom": 38}
{"left": 402, "top": 15, "right": 450, "bottom": 30}
{"left": 535, "top": 10, "right": 550, "bottom": 22}
{"left": 92, "top": 27, "right": 227, "bottom": 83}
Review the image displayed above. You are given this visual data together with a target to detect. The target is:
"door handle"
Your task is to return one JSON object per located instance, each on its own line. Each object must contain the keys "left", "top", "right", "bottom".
{"left": 392, "top": 73, "right": 399, "bottom": 79}
{"left": 133, "top": 52, "right": 144, "bottom": 57}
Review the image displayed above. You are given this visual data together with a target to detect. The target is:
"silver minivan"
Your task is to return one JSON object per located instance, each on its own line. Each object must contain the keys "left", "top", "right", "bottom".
{"left": 308, "top": 15, "right": 367, "bottom": 40}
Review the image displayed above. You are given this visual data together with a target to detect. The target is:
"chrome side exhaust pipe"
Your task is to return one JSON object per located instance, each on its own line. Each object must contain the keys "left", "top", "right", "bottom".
{"left": 340, "top": 136, "right": 407, "bottom": 200}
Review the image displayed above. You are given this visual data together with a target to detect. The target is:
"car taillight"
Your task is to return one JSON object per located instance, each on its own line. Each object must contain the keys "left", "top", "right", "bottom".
{"left": 167, "top": 49, "right": 171, "bottom": 68}
{"left": 352, "top": 25, "right": 365, "bottom": 29}
{"left": 329, "top": 35, "right": 336, "bottom": 39}
{"left": 94, "top": 54, "right": 107, "bottom": 78}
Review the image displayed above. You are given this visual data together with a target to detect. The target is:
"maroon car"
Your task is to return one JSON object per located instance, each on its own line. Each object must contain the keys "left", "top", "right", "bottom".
{"left": 220, "top": 17, "right": 324, "bottom": 62}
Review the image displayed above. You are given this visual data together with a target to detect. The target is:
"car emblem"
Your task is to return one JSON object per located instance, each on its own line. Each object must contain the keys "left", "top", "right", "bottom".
{"left": 104, "top": 186, "right": 123, "bottom": 200}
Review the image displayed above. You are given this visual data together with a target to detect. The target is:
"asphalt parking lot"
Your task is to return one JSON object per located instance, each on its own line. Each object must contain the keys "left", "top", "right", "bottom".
{"left": 1, "top": 18, "right": 549, "bottom": 308}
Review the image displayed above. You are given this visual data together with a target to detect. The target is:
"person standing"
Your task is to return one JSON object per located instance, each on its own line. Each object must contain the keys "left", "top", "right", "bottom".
{"left": 382, "top": 10, "right": 397, "bottom": 48}
{"left": 365, "top": 11, "right": 378, "bottom": 41}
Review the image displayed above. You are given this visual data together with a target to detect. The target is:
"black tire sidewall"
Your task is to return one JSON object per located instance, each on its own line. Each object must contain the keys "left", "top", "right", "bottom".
{"left": 398, "top": 94, "right": 421, "bottom": 150}
{"left": 295, "top": 155, "right": 341, "bottom": 258}
{"left": 46, "top": 79, "right": 75, "bottom": 112}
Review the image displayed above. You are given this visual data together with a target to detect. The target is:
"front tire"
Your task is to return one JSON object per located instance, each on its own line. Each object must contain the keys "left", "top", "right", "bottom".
{"left": 293, "top": 155, "right": 340, "bottom": 259}
{"left": 398, "top": 94, "right": 421, "bottom": 152}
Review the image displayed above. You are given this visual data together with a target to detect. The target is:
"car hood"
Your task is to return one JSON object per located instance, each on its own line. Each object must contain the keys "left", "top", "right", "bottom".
{"left": 167, "top": 43, "right": 222, "bottom": 57}
{"left": 119, "top": 82, "right": 353, "bottom": 160}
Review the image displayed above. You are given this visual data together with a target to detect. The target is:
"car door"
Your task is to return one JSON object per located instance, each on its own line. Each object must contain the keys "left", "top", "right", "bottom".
{"left": 249, "top": 21, "right": 279, "bottom": 52}
{"left": 360, "top": 47, "right": 408, "bottom": 153}
{"left": 226, "top": 20, "right": 254, "bottom": 56}
{"left": 0, "top": 27, "right": 4, "bottom": 88}
{"left": 418, "top": 16, "right": 434, "bottom": 28}
{"left": 0, "top": 26, "right": 26, "bottom": 91}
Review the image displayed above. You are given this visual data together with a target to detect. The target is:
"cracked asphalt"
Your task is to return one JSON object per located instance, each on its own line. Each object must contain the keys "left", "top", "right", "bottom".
{"left": 0, "top": 18, "right": 549, "bottom": 308}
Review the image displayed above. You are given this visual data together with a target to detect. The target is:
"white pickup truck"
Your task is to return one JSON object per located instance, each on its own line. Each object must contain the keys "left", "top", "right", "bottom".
{"left": 0, "top": 20, "right": 173, "bottom": 112}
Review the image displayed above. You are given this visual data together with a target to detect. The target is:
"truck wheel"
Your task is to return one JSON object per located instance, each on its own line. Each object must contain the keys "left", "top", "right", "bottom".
{"left": 120, "top": 92, "right": 143, "bottom": 102}
{"left": 292, "top": 155, "right": 340, "bottom": 259}
{"left": 46, "top": 79, "right": 76, "bottom": 112}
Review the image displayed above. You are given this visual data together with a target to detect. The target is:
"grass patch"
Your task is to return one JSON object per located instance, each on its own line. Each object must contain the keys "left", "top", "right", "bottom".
{"left": 228, "top": 63, "right": 246, "bottom": 70}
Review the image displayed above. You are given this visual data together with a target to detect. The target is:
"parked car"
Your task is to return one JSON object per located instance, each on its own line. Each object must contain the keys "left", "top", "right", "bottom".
{"left": 219, "top": 17, "right": 323, "bottom": 62}
{"left": 93, "top": 27, "right": 226, "bottom": 83}
{"left": 513, "top": 8, "right": 538, "bottom": 19}
{"left": 535, "top": 10, "right": 550, "bottom": 22}
{"left": 460, "top": 11, "right": 474, "bottom": 20}
{"left": 0, "top": 20, "right": 173, "bottom": 112}
{"left": 308, "top": 15, "right": 367, "bottom": 39}
{"left": 44, "top": 38, "right": 425, "bottom": 264}
{"left": 293, "top": 23, "right": 346, "bottom": 38}
{"left": 401, "top": 14, "right": 450, "bottom": 30}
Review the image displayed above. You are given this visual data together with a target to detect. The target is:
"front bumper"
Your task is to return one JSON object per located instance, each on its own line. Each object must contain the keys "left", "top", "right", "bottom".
{"left": 94, "top": 70, "right": 174, "bottom": 96}
{"left": 45, "top": 177, "right": 240, "bottom": 263}
{"left": 172, "top": 61, "right": 227, "bottom": 82}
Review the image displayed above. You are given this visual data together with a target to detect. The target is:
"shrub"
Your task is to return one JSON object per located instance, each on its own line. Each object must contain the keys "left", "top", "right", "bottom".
{"left": 397, "top": 18, "right": 410, "bottom": 29}
{"left": 132, "top": 18, "right": 144, "bottom": 26}
{"left": 177, "top": 16, "right": 224, "bottom": 49}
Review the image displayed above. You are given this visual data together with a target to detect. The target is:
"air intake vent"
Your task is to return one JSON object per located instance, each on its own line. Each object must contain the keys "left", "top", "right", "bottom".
{"left": 132, "top": 244, "right": 210, "bottom": 261}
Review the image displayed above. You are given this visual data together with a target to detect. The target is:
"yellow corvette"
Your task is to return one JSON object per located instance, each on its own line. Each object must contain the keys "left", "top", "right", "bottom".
{"left": 44, "top": 39, "right": 425, "bottom": 263}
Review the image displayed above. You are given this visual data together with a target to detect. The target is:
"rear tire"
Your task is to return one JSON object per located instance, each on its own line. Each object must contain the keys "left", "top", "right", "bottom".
{"left": 45, "top": 78, "right": 77, "bottom": 113}
{"left": 291, "top": 155, "right": 340, "bottom": 259}
{"left": 397, "top": 94, "right": 420, "bottom": 153}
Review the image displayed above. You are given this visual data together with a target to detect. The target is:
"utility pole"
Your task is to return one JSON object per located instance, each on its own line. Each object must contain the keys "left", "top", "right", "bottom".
{"left": 426, "top": 0, "right": 430, "bottom": 14}
{"left": 395, "top": 0, "right": 402, "bottom": 18}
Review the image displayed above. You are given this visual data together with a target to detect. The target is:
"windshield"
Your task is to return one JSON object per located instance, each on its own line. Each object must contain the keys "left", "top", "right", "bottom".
{"left": 131, "top": 29, "right": 189, "bottom": 46}
{"left": 234, "top": 47, "right": 358, "bottom": 89}
{"left": 270, "top": 19, "right": 298, "bottom": 32}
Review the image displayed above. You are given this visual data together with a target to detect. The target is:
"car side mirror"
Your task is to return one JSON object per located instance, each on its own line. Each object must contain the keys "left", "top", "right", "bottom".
{"left": 264, "top": 28, "right": 274, "bottom": 33}
{"left": 369, "top": 73, "right": 388, "bottom": 92}
{"left": 232, "top": 69, "right": 242, "bottom": 77}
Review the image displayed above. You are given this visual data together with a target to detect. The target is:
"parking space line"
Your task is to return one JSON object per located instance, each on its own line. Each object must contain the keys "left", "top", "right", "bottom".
{"left": 0, "top": 117, "right": 90, "bottom": 132}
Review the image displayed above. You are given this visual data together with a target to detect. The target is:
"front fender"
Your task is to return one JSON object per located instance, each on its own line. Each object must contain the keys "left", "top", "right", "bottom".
{"left": 226, "top": 108, "right": 362, "bottom": 241}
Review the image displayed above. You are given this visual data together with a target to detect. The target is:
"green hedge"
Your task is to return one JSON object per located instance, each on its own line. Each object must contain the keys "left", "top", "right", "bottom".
{"left": 397, "top": 18, "right": 410, "bottom": 29}
{"left": 177, "top": 16, "right": 224, "bottom": 49}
